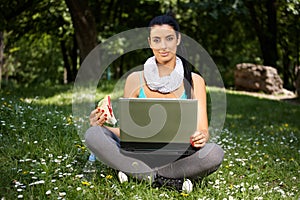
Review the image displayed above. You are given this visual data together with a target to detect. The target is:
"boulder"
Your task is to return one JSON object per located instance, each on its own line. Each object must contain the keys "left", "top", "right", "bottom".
{"left": 234, "top": 63, "right": 283, "bottom": 94}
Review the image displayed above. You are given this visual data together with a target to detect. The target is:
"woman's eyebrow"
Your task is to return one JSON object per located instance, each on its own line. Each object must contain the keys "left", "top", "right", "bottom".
{"left": 166, "top": 34, "right": 175, "bottom": 38}
{"left": 151, "top": 34, "right": 175, "bottom": 38}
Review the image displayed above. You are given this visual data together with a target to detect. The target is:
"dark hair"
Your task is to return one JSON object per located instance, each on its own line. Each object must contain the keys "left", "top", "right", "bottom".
{"left": 148, "top": 15, "right": 193, "bottom": 99}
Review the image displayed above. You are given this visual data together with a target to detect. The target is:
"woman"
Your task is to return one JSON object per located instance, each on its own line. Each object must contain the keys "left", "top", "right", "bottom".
{"left": 85, "top": 15, "right": 224, "bottom": 193}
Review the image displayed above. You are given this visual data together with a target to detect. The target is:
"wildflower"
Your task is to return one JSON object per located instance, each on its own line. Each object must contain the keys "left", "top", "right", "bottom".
{"left": 17, "top": 195, "right": 23, "bottom": 199}
{"left": 253, "top": 185, "right": 260, "bottom": 190}
{"left": 106, "top": 175, "right": 113, "bottom": 179}
{"left": 46, "top": 190, "right": 51, "bottom": 195}
{"left": 67, "top": 116, "right": 73, "bottom": 125}
{"left": 159, "top": 193, "right": 169, "bottom": 198}
{"left": 29, "top": 180, "right": 45, "bottom": 186}
{"left": 264, "top": 154, "right": 269, "bottom": 159}
{"left": 81, "top": 181, "right": 91, "bottom": 186}
{"left": 180, "top": 192, "right": 189, "bottom": 197}
{"left": 59, "top": 192, "right": 66, "bottom": 197}
{"left": 75, "top": 174, "right": 84, "bottom": 178}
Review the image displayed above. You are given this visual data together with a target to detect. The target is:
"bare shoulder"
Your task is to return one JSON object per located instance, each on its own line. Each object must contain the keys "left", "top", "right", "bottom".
{"left": 192, "top": 72, "right": 205, "bottom": 86}
{"left": 126, "top": 71, "right": 141, "bottom": 81}
{"left": 125, "top": 71, "right": 142, "bottom": 86}
{"left": 124, "top": 71, "right": 143, "bottom": 97}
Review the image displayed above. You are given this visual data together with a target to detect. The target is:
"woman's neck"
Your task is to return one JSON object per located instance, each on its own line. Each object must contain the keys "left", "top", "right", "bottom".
{"left": 156, "top": 57, "right": 176, "bottom": 77}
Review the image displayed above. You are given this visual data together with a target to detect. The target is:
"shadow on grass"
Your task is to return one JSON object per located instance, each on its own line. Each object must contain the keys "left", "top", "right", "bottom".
{"left": 225, "top": 92, "right": 300, "bottom": 130}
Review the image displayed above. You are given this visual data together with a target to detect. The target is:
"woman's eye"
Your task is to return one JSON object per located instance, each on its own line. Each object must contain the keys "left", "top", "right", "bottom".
{"left": 167, "top": 37, "right": 174, "bottom": 41}
{"left": 153, "top": 38, "right": 160, "bottom": 43}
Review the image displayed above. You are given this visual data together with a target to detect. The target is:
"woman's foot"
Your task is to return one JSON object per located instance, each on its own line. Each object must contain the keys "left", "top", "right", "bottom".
{"left": 117, "top": 171, "right": 128, "bottom": 183}
{"left": 153, "top": 175, "right": 193, "bottom": 193}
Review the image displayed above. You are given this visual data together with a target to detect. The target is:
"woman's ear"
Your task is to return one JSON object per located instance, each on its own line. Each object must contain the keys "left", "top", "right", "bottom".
{"left": 148, "top": 37, "right": 152, "bottom": 48}
{"left": 177, "top": 33, "right": 181, "bottom": 46}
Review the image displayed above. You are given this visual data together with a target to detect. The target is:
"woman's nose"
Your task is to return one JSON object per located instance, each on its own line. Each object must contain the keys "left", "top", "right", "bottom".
{"left": 160, "top": 39, "right": 167, "bottom": 49}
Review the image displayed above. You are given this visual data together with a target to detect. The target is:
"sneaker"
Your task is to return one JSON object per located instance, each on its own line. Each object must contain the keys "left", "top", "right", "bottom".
{"left": 153, "top": 175, "right": 193, "bottom": 193}
{"left": 117, "top": 171, "right": 128, "bottom": 183}
{"left": 182, "top": 179, "right": 193, "bottom": 193}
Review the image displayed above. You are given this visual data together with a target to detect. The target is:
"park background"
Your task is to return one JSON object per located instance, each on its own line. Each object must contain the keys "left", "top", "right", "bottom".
{"left": 0, "top": 0, "right": 299, "bottom": 199}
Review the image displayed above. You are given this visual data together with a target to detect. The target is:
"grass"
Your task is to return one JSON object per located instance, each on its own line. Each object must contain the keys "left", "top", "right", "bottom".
{"left": 0, "top": 82, "right": 299, "bottom": 200}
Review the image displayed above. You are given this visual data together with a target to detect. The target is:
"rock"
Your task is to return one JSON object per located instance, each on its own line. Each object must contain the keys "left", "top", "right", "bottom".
{"left": 234, "top": 63, "right": 283, "bottom": 94}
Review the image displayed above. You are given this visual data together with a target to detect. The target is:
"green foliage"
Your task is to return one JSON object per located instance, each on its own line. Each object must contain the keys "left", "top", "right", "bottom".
{"left": 0, "top": 84, "right": 299, "bottom": 199}
{"left": 5, "top": 33, "right": 63, "bottom": 86}
{"left": 0, "top": 0, "right": 299, "bottom": 89}
{"left": 1, "top": 0, "right": 73, "bottom": 86}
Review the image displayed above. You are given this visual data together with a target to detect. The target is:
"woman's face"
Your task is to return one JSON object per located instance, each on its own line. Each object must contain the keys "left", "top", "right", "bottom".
{"left": 148, "top": 24, "right": 180, "bottom": 65}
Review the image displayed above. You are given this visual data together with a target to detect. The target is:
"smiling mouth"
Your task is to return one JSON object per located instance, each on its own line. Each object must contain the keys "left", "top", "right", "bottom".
{"left": 160, "top": 52, "right": 169, "bottom": 56}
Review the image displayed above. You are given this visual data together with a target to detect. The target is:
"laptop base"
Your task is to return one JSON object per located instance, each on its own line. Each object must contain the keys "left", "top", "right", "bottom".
{"left": 120, "top": 142, "right": 198, "bottom": 168}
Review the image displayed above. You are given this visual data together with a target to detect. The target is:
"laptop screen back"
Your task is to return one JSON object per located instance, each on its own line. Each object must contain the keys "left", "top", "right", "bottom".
{"left": 118, "top": 98, "right": 198, "bottom": 147}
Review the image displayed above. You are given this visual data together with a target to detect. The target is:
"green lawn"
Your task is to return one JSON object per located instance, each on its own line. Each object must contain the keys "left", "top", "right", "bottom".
{"left": 0, "top": 84, "right": 299, "bottom": 200}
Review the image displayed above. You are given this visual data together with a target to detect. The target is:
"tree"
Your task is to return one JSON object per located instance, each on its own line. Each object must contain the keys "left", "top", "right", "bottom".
{"left": 0, "top": 32, "right": 3, "bottom": 89}
{"left": 65, "top": 0, "right": 98, "bottom": 61}
{"left": 0, "top": 0, "right": 299, "bottom": 90}
{"left": 244, "top": 0, "right": 278, "bottom": 67}
{"left": 277, "top": 0, "right": 300, "bottom": 89}
{"left": 0, "top": 0, "right": 79, "bottom": 85}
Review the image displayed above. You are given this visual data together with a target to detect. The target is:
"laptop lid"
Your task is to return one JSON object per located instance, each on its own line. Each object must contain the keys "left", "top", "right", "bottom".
{"left": 118, "top": 98, "right": 198, "bottom": 152}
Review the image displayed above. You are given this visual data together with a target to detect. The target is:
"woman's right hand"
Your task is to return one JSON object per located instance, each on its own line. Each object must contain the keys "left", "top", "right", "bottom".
{"left": 89, "top": 108, "right": 108, "bottom": 126}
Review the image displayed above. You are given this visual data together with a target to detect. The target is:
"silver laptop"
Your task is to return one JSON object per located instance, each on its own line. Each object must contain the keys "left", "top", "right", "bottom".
{"left": 118, "top": 98, "right": 198, "bottom": 167}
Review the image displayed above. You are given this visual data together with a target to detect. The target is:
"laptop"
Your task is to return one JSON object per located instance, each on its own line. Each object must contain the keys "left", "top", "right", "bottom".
{"left": 118, "top": 98, "right": 198, "bottom": 167}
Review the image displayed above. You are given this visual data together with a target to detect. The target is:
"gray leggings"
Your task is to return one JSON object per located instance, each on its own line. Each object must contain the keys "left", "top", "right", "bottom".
{"left": 85, "top": 126, "right": 224, "bottom": 181}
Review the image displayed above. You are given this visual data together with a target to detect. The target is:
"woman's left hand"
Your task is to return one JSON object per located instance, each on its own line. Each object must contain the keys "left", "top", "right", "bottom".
{"left": 190, "top": 130, "right": 208, "bottom": 148}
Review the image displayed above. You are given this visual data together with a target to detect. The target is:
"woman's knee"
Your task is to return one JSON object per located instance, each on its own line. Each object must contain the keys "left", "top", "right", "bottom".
{"left": 212, "top": 144, "right": 224, "bottom": 165}
{"left": 199, "top": 143, "right": 224, "bottom": 167}
{"left": 84, "top": 126, "right": 103, "bottom": 145}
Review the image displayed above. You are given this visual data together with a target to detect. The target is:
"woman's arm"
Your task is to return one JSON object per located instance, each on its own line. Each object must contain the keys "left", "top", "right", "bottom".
{"left": 190, "top": 73, "right": 209, "bottom": 148}
{"left": 89, "top": 107, "right": 121, "bottom": 137}
{"left": 123, "top": 72, "right": 140, "bottom": 98}
{"left": 99, "top": 72, "right": 140, "bottom": 137}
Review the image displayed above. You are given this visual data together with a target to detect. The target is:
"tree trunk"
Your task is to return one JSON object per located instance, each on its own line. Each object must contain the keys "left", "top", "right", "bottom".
{"left": 65, "top": 0, "right": 97, "bottom": 61}
{"left": 245, "top": 0, "right": 278, "bottom": 67}
{"left": 282, "top": 46, "right": 292, "bottom": 89}
{"left": 71, "top": 34, "right": 78, "bottom": 81}
{"left": 60, "top": 39, "right": 71, "bottom": 84}
{"left": 0, "top": 31, "right": 4, "bottom": 89}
